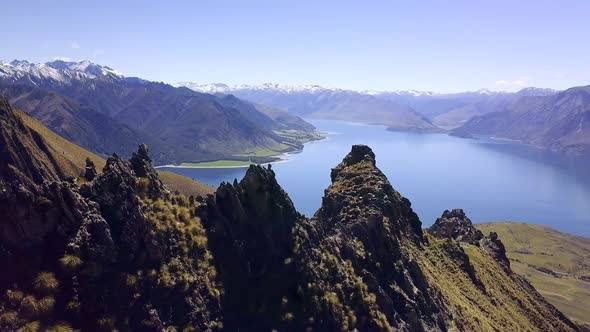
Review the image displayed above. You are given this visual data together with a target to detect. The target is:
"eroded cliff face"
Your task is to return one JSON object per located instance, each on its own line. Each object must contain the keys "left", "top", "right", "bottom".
{"left": 0, "top": 95, "right": 581, "bottom": 331}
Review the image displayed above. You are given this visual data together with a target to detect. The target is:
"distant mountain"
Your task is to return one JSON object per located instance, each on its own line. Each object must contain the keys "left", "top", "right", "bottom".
{"left": 0, "top": 83, "right": 174, "bottom": 159}
{"left": 177, "top": 83, "right": 561, "bottom": 131}
{"left": 0, "top": 59, "right": 122, "bottom": 88}
{"left": 0, "top": 60, "right": 318, "bottom": 164}
{"left": 372, "top": 88, "right": 559, "bottom": 129}
{"left": 458, "top": 85, "right": 590, "bottom": 154}
{"left": 13, "top": 101, "right": 214, "bottom": 197}
{"left": 176, "top": 83, "right": 439, "bottom": 133}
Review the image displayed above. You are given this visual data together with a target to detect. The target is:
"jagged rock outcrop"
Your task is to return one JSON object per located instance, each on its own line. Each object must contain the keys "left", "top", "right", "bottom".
{"left": 293, "top": 144, "right": 446, "bottom": 331}
{"left": 130, "top": 144, "right": 170, "bottom": 200}
{"left": 429, "top": 209, "right": 484, "bottom": 245}
{"left": 199, "top": 164, "right": 302, "bottom": 329}
{"left": 480, "top": 231, "right": 510, "bottom": 268}
{"left": 428, "top": 209, "right": 511, "bottom": 269}
{"left": 80, "top": 153, "right": 154, "bottom": 263}
{"left": 82, "top": 157, "right": 97, "bottom": 181}
{"left": 0, "top": 98, "right": 222, "bottom": 331}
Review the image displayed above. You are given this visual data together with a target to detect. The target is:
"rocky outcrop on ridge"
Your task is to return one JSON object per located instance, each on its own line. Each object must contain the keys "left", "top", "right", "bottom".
{"left": 429, "top": 209, "right": 484, "bottom": 245}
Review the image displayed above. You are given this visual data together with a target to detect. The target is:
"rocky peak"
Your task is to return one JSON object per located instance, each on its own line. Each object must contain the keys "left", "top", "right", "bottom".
{"left": 428, "top": 209, "right": 484, "bottom": 245}
{"left": 83, "top": 157, "right": 97, "bottom": 181}
{"left": 80, "top": 153, "right": 152, "bottom": 263}
{"left": 201, "top": 164, "right": 300, "bottom": 266}
{"left": 198, "top": 164, "right": 302, "bottom": 329}
{"left": 330, "top": 144, "right": 376, "bottom": 181}
{"left": 130, "top": 144, "right": 152, "bottom": 177}
{"left": 238, "top": 164, "right": 300, "bottom": 226}
{"left": 429, "top": 209, "right": 512, "bottom": 269}
{"left": 319, "top": 144, "right": 423, "bottom": 241}
{"left": 296, "top": 145, "right": 447, "bottom": 331}
{"left": 129, "top": 144, "right": 170, "bottom": 199}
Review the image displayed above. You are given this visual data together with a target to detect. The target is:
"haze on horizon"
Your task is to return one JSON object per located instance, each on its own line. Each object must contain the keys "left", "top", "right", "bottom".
{"left": 2, "top": 0, "right": 590, "bottom": 93}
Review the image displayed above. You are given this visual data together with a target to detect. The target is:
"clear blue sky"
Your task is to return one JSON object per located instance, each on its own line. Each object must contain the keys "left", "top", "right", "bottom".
{"left": 3, "top": 0, "right": 589, "bottom": 92}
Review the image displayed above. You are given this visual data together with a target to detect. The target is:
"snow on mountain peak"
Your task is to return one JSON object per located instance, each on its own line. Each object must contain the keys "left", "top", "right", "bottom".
{"left": 0, "top": 59, "right": 123, "bottom": 85}
{"left": 175, "top": 82, "right": 341, "bottom": 95}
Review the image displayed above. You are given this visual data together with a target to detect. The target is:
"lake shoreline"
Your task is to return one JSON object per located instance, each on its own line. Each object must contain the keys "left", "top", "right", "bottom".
{"left": 156, "top": 130, "right": 333, "bottom": 169}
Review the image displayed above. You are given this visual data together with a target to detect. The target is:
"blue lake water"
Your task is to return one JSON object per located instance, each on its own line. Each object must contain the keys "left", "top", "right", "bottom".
{"left": 160, "top": 119, "right": 590, "bottom": 237}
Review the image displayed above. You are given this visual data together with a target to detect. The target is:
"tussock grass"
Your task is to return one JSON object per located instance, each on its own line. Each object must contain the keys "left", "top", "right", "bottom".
{"left": 33, "top": 272, "right": 59, "bottom": 294}
{"left": 46, "top": 322, "right": 75, "bottom": 332}
{"left": 59, "top": 255, "right": 83, "bottom": 273}
{"left": 17, "top": 321, "right": 40, "bottom": 332}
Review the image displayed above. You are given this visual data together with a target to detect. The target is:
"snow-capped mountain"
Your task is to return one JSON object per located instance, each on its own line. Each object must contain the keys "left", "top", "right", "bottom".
{"left": 363, "top": 90, "right": 440, "bottom": 97}
{"left": 175, "top": 82, "right": 529, "bottom": 98}
{"left": 175, "top": 82, "right": 341, "bottom": 95}
{"left": 0, "top": 59, "right": 123, "bottom": 87}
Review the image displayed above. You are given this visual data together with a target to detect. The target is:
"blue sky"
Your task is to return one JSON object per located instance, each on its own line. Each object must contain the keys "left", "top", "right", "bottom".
{"left": 3, "top": 0, "right": 589, "bottom": 92}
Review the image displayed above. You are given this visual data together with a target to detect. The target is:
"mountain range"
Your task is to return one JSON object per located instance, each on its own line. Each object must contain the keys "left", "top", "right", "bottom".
{"left": 0, "top": 95, "right": 582, "bottom": 331}
{"left": 179, "top": 82, "right": 590, "bottom": 155}
{"left": 176, "top": 83, "right": 440, "bottom": 133}
{"left": 1, "top": 58, "right": 588, "bottom": 162}
{"left": 0, "top": 60, "right": 319, "bottom": 165}
{"left": 459, "top": 86, "right": 590, "bottom": 154}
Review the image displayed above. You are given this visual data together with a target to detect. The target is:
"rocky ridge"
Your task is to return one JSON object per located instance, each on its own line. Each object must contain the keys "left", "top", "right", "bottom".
{"left": 0, "top": 96, "right": 222, "bottom": 330}
{"left": 0, "top": 95, "right": 581, "bottom": 331}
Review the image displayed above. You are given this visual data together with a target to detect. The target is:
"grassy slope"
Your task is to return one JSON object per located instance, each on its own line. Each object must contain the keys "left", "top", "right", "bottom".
{"left": 411, "top": 235, "right": 576, "bottom": 331}
{"left": 157, "top": 171, "right": 214, "bottom": 196}
{"left": 476, "top": 222, "right": 590, "bottom": 327}
{"left": 17, "top": 110, "right": 106, "bottom": 176}
{"left": 17, "top": 110, "right": 213, "bottom": 197}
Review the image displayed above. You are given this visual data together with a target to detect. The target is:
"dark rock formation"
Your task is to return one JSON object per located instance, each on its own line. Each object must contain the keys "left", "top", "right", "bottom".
{"left": 480, "top": 231, "right": 511, "bottom": 268}
{"left": 129, "top": 144, "right": 170, "bottom": 200}
{"left": 295, "top": 144, "right": 445, "bottom": 331}
{"left": 81, "top": 154, "right": 151, "bottom": 263}
{"left": 199, "top": 164, "right": 302, "bottom": 329}
{"left": 429, "top": 209, "right": 484, "bottom": 245}
{"left": 82, "top": 157, "right": 97, "bottom": 181}
{"left": 429, "top": 209, "right": 511, "bottom": 269}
